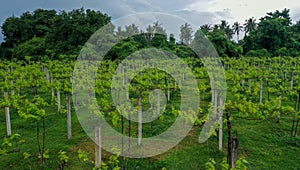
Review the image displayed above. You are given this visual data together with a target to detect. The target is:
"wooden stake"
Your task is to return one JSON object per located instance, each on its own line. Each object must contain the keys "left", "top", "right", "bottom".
{"left": 232, "top": 136, "right": 239, "bottom": 168}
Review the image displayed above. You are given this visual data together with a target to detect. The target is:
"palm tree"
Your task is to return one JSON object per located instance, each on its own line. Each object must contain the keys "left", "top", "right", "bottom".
{"left": 213, "top": 24, "right": 219, "bottom": 31}
{"left": 244, "top": 17, "right": 257, "bottom": 35}
{"left": 200, "top": 24, "right": 212, "bottom": 32}
{"left": 220, "top": 20, "right": 228, "bottom": 30}
{"left": 220, "top": 20, "right": 233, "bottom": 39}
{"left": 232, "top": 22, "right": 243, "bottom": 42}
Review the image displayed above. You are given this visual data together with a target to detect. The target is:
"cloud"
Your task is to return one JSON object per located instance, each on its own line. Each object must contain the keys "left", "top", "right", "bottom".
{"left": 291, "top": 7, "right": 300, "bottom": 23}
{"left": 171, "top": 9, "right": 230, "bottom": 26}
{"left": 145, "top": 0, "right": 202, "bottom": 11}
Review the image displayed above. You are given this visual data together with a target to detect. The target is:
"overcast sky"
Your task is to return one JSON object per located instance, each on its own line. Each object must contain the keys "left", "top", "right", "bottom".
{"left": 0, "top": 0, "right": 300, "bottom": 42}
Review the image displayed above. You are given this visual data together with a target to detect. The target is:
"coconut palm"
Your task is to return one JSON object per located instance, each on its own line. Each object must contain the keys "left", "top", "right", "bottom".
{"left": 200, "top": 24, "right": 212, "bottom": 33}
{"left": 244, "top": 17, "right": 257, "bottom": 35}
{"left": 220, "top": 20, "right": 233, "bottom": 39}
{"left": 232, "top": 22, "right": 243, "bottom": 42}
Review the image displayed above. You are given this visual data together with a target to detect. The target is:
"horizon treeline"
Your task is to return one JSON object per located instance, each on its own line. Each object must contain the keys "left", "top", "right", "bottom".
{"left": 0, "top": 7, "right": 300, "bottom": 61}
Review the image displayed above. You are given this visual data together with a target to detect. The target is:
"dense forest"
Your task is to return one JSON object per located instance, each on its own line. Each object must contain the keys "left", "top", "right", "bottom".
{"left": 1, "top": 8, "right": 300, "bottom": 61}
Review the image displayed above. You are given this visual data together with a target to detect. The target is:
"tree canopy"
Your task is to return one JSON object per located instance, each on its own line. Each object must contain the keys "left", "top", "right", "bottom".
{"left": 0, "top": 8, "right": 110, "bottom": 60}
{"left": 1, "top": 8, "right": 300, "bottom": 60}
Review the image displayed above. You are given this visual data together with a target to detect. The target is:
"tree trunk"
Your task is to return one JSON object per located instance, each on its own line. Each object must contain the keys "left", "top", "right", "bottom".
{"left": 138, "top": 95, "right": 142, "bottom": 145}
{"left": 67, "top": 94, "right": 72, "bottom": 139}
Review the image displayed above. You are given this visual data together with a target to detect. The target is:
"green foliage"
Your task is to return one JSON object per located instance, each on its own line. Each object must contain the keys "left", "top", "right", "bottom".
{"left": 17, "top": 96, "right": 48, "bottom": 121}
{"left": 23, "top": 152, "right": 31, "bottom": 160}
{"left": 205, "top": 157, "right": 248, "bottom": 170}
{"left": 245, "top": 49, "right": 269, "bottom": 57}
{"left": 221, "top": 158, "right": 229, "bottom": 170}
{"left": 78, "top": 149, "right": 89, "bottom": 162}
{"left": 243, "top": 8, "right": 300, "bottom": 56}
{"left": 58, "top": 150, "right": 69, "bottom": 167}
{"left": 1, "top": 8, "right": 111, "bottom": 59}
{"left": 58, "top": 151, "right": 69, "bottom": 163}
{"left": 234, "top": 158, "right": 249, "bottom": 170}
{"left": 12, "top": 37, "right": 47, "bottom": 60}
{"left": 2, "top": 7, "right": 300, "bottom": 60}
{"left": 180, "top": 23, "right": 193, "bottom": 45}
{"left": 205, "top": 158, "right": 216, "bottom": 170}
{"left": 38, "top": 149, "right": 50, "bottom": 159}
{"left": 0, "top": 134, "right": 24, "bottom": 156}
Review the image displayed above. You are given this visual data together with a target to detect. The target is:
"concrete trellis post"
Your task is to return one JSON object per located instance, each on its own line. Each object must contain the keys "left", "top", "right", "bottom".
{"left": 95, "top": 126, "right": 102, "bottom": 168}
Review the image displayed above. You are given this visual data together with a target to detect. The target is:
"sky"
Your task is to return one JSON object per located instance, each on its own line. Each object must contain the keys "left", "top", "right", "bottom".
{"left": 0, "top": 0, "right": 300, "bottom": 42}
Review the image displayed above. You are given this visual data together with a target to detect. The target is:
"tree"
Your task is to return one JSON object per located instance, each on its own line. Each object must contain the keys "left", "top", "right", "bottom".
{"left": 219, "top": 20, "right": 233, "bottom": 39}
{"left": 207, "top": 29, "right": 237, "bottom": 57}
{"left": 243, "top": 9, "right": 294, "bottom": 56}
{"left": 12, "top": 37, "right": 47, "bottom": 60}
{"left": 232, "top": 22, "right": 243, "bottom": 42}
{"left": 200, "top": 24, "right": 212, "bottom": 33}
{"left": 244, "top": 17, "right": 257, "bottom": 35}
{"left": 124, "top": 24, "right": 139, "bottom": 37}
{"left": 1, "top": 8, "right": 111, "bottom": 60}
{"left": 180, "top": 23, "right": 193, "bottom": 45}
